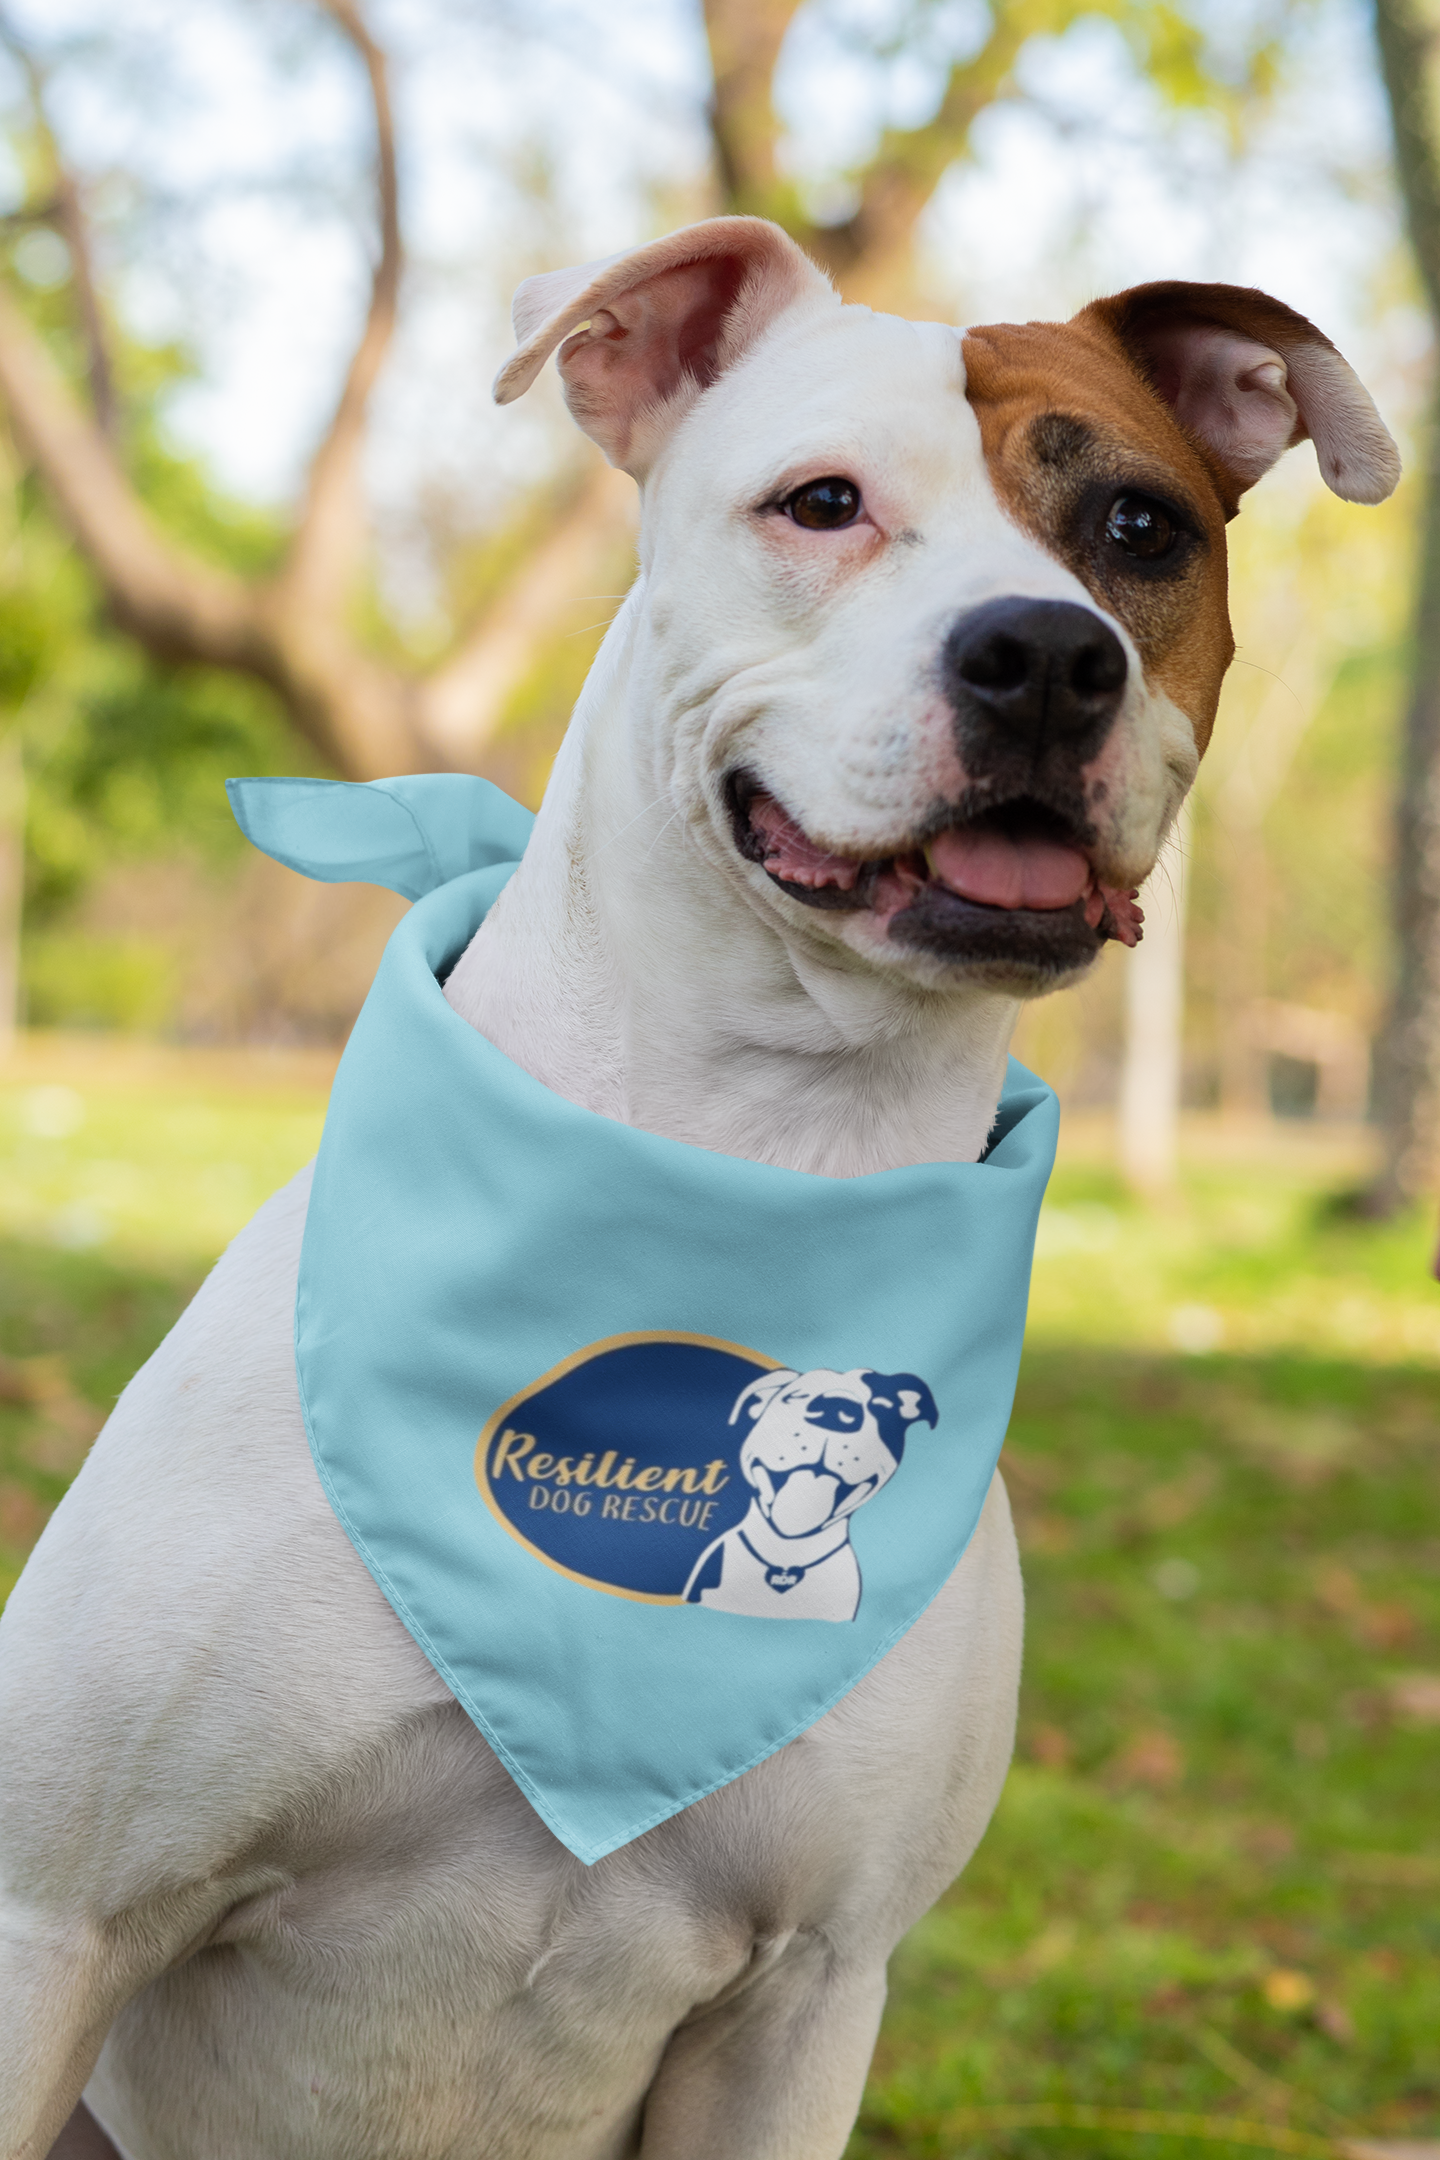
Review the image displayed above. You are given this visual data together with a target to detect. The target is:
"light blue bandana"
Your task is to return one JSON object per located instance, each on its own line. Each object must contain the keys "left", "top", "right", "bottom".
{"left": 229, "top": 774, "right": 1059, "bottom": 1864}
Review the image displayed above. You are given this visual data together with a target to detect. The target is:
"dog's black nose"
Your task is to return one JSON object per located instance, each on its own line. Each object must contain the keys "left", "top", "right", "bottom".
{"left": 942, "top": 597, "right": 1127, "bottom": 754}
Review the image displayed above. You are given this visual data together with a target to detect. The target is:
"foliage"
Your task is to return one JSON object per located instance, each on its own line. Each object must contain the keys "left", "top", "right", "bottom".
{"left": 710, "top": 0, "right": 1302, "bottom": 295}
{"left": 0, "top": 226, "right": 317, "bottom": 1026}
{"left": 0, "top": 577, "right": 51, "bottom": 714}
{"left": 23, "top": 658, "right": 306, "bottom": 920}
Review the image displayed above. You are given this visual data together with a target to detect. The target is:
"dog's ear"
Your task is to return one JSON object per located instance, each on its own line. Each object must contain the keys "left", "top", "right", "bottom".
{"left": 493, "top": 217, "right": 834, "bottom": 476}
{"left": 860, "top": 1373, "right": 938, "bottom": 1464}
{"left": 729, "top": 1369, "right": 797, "bottom": 1427}
{"left": 1077, "top": 282, "right": 1400, "bottom": 508}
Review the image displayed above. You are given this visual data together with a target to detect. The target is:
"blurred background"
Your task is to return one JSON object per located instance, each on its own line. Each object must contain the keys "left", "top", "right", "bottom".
{"left": 0, "top": 1, "right": 1436, "bottom": 2154}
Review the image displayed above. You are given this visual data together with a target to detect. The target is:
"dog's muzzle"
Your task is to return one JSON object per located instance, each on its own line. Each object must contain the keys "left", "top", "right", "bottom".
{"left": 727, "top": 594, "right": 1145, "bottom": 984}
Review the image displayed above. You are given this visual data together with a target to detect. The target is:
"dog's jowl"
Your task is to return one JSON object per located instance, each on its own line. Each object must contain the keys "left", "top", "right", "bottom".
{"left": 0, "top": 218, "right": 1397, "bottom": 2160}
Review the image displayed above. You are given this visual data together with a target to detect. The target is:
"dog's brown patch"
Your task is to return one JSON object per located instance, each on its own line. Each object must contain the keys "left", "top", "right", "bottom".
{"left": 963, "top": 312, "right": 1237, "bottom": 751}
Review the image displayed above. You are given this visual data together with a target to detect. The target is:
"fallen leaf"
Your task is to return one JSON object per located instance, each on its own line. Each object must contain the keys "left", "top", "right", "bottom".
{"left": 1144, "top": 1980, "right": 1190, "bottom": 2016}
{"left": 1244, "top": 1822, "right": 1296, "bottom": 1864}
{"left": 1342, "top": 2143, "right": 1440, "bottom": 2160}
{"left": 1263, "top": 1968, "right": 1316, "bottom": 2013}
{"left": 1014, "top": 1920, "right": 1077, "bottom": 1978}
{"left": 1134, "top": 1462, "right": 1218, "bottom": 1533}
{"left": 1029, "top": 1724, "right": 1072, "bottom": 1769}
{"left": 1361, "top": 1602, "right": 1417, "bottom": 1652}
{"left": 1387, "top": 1673, "right": 1440, "bottom": 1724}
{"left": 1316, "top": 1999, "right": 1356, "bottom": 2046}
{"left": 1315, "top": 1562, "right": 1364, "bottom": 1616}
{"left": 0, "top": 1483, "right": 50, "bottom": 1551}
{"left": 1020, "top": 1512, "right": 1074, "bottom": 1555}
{"left": 1112, "top": 1728, "right": 1184, "bottom": 1791}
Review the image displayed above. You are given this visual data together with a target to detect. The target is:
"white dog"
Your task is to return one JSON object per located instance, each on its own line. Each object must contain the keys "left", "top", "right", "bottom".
{"left": 0, "top": 216, "right": 1396, "bottom": 2160}
{"left": 685, "top": 1368, "right": 938, "bottom": 1621}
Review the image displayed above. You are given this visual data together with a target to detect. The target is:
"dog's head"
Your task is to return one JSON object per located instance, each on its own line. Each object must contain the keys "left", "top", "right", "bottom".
{"left": 495, "top": 217, "right": 1397, "bottom": 996}
{"left": 728, "top": 1366, "right": 938, "bottom": 1539}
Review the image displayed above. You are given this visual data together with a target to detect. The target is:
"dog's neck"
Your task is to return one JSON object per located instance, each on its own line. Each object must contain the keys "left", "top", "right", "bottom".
{"left": 445, "top": 593, "right": 1020, "bottom": 1177}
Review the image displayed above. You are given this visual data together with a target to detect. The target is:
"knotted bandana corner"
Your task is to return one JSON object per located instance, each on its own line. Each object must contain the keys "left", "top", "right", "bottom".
{"left": 230, "top": 773, "right": 1059, "bottom": 1864}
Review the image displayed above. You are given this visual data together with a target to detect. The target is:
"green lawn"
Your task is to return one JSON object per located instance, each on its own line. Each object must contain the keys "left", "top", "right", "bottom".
{"left": 857, "top": 1145, "right": 1440, "bottom": 2160}
{"left": 0, "top": 1036, "right": 331, "bottom": 1597}
{"left": 1, "top": 1039, "right": 1436, "bottom": 2157}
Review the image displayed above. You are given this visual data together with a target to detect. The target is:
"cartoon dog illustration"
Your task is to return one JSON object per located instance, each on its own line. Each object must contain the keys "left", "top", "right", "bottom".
{"left": 684, "top": 1367, "right": 938, "bottom": 1622}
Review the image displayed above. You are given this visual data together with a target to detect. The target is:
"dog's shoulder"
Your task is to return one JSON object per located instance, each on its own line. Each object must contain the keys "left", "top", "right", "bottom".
{"left": 0, "top": 1167, "right": 450, "bottom": 1915}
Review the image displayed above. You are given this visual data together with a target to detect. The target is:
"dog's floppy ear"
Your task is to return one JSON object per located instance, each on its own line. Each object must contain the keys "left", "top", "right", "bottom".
{"left": 1077, "top": 282, "right": 1400, "bottom": 508}
{"left": 493, "top": 216, "right": 834, "bottom": 476}
{"left": 729, "top": 1369, "right": 797, "bottom": 1427}
{"left": 860, "top": 1373, "right": 938, "bottom": 1464}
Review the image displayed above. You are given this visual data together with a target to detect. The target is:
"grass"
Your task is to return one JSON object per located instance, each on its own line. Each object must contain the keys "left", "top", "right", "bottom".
{"left": 0, "top": 1033, "right": 331, "bottom": 1600}
{"left": 0, "top": 1035, "right": 1436, "bottom": 2155}
{"left": 853, "top": 1143, "right": 1440, "bottom": 2160}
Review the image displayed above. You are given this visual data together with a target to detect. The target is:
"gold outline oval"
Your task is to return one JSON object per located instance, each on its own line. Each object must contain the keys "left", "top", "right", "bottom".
{"left": 474, "top": 1331, "right": 780, "bottom": 1604}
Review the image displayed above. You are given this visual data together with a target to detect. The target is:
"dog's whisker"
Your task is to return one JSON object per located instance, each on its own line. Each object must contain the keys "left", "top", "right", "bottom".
{"left": 589, "top": 794, "right": 674, "bottom": 861}
{"left": 638, "top": 806, "right": 686, "bottom": 867}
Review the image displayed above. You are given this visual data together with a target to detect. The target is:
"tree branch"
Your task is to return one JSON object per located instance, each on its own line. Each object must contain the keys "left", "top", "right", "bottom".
{"left": 0, "top": 278, "right": 254, "bottom": 665}
{"left": 0, "top": 0, "right": 436, "bottom": 780}
{"left": 277, "top": 0, "right": 403, "bottom": 621}
{"left": 1374, "top": 0, "right": 1440, "bottom": 323}
{"left": 0, "top": 261, "right": 436, "bottom": 777}
{"left": 1368, "top": 0, "right": 1440, "bottom": 1203}
{"left": 419, "top": 463, "right": 635, "bottom": 762}
{"left": 51, "top": 164, "right": 117, "bottom": 441}
{"left": 803, "top": 11, "right": 1032, "bottom": 288}
{"left": 0, "top": 10, "right": 118, "bottom": 438}
{"left": 702, "top": 0, "right": 808, "bottom": 222}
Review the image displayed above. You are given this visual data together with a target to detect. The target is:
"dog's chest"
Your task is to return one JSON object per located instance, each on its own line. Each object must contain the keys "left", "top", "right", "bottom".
{"left": 92, "top": 1701, "right": 876, "bottom": 2160}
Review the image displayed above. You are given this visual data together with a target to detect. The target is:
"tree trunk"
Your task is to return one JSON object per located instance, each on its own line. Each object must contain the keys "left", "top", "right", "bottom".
{"left": 1371, "top": 0, "right": 1440, "bottom": 1209}
{"left": 1118, "top": 802, "right": 1192, "bottom": 1195}
{"left": 1216, "top": 807, "right": 1270, "bottom": 1119}
{"left": 1208, "top": 621, "right": 1325, "bottom": 1121}
{"left": 1370, "top": 373, "right": 1440, "bottom": 1204}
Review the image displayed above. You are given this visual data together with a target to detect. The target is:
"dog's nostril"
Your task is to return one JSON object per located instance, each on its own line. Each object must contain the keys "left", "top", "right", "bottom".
{"left": 958, "top": 632, "right": 1029, "bottom": 693}
{"left": 1071, "top": 636, "right": 1127, "bottom": 699}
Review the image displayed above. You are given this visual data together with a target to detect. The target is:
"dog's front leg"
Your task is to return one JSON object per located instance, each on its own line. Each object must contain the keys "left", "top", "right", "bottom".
{"left": 638, "top": 1938, "right": 887, "bottom": 2160}
{"left": 0, "top": 1845, "right": 291, "bottom": 2160}
{"left": 0, "top": 1889, "right": 201, "bottom": 2160}
{"left": 0, "top": 1916, "right": 120, "bottom": 2160}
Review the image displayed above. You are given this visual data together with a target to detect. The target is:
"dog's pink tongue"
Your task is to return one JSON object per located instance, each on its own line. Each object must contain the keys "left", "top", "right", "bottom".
{"left": 926, "top": 827, "right": 1091, "bottom": 911}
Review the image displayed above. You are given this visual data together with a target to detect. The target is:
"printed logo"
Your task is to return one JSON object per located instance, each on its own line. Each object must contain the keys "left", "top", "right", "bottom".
{"left": 475, "top": 1333, "right": 937, "bottom": 1623}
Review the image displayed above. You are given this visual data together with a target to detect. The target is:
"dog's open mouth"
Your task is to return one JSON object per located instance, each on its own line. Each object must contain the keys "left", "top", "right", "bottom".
{"left": 729, "top": 778, "right": 1143, "bottom": 974}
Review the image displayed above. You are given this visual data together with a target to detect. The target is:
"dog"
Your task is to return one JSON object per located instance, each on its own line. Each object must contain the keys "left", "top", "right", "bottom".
{"left": 0, "top": 216, "right": 1396, "bottom": 2160}
{"left": 684, "top": 1367, "right": 938, "bottom": 1621}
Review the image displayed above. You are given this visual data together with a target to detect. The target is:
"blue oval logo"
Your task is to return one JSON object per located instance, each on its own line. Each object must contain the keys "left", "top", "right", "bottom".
{"left": 476, "top": 1334, "right": 939, "bottom": 1622}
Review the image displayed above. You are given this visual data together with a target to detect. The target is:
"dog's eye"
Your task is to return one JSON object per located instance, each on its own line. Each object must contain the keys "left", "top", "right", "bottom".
{"left": 785, "top": 477, "right": 862, "bottom": 530}
{"left": 1105, "top": 493, "right": 1176, "bottom": 560}
{"left": 805, "top": 1395, "right": 865, "bottom": 1432}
